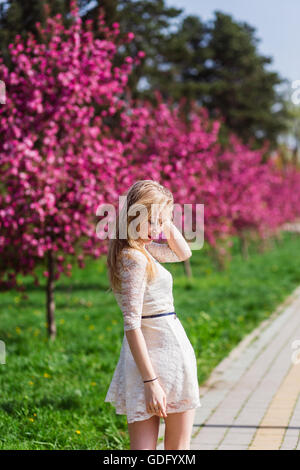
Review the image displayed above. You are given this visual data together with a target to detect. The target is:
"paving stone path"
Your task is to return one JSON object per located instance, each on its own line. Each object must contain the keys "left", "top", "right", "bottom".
{"left": 156, "top": 285, "right": 300, "bottom": 450}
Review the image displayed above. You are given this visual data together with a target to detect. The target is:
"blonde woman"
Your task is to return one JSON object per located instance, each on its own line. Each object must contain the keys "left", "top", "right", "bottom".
{"left": 105, "top": 180, "right": 202, "bottom": 450}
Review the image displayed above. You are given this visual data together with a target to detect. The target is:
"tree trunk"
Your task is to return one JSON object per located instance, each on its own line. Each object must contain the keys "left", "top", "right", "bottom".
{"left": 274, "top": 229, "right": 283, "bottom": 246}
{"left": 211, "top": 235, "right": 232, "bottom": 271}
{"left": 46, "top": 249, "right": 56, "bottom": 340}
{"left": 258, "top": 236, "right": 273, "bottom": 253}
{"left": 240, "top": 231, "right": 249, "bottom": 260}
{"left": 184, "top": 258, "right": 192, "bottom": 278}
{"left": 292, "top": 144, "right": 299, "bottom": 167}
{"left": 210, "top": 246, "right": 226, "bottom": 271}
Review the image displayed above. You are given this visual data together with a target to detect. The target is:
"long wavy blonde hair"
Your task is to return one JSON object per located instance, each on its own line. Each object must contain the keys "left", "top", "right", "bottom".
{"left": 107, "top": 180, "right": 174, "bottom": 292}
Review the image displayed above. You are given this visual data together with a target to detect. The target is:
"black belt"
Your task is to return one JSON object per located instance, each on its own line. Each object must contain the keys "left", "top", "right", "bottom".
{"left": 142, "top": 311, "right": 177, "bottom": 319}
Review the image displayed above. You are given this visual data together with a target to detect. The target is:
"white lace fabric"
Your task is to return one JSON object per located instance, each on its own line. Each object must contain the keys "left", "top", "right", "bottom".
{"left": 145, "top": 240, "right": 185, "bottom": 263}
{"left": 113, "top": 248, "right": 149, "bottom": 331}
{"left": 104, "top": 241, "right": 202, "bottom": 423}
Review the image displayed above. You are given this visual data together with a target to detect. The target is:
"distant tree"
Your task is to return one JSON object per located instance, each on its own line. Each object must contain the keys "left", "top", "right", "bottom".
{"left": 0, "top": 2, "right": 289, "bottom": 149}
{"left": 0, "top": 0, "right": 76, "bottom": 69}
{"left": 283, "top": 101, "right": 300, "bottom": 167}
{"left": 145, "top": 11, "right": 289, "bottom": 151}
{"left": 79, "top": 0, "right": 183, "bottom": 100}
{"left": 0, "top": 0, "right": 183, "bottom": 96}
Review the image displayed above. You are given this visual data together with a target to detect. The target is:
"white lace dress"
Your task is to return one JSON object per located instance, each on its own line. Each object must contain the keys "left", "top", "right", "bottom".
{"left": 104, "top": 241, "right": 202, "bottom": 424}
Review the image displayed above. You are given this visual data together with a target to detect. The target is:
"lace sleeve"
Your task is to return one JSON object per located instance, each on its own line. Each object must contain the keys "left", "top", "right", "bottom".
{"left": 145, "top": 241, "right": 190, "bottom": 263}
{"left": 115, "top": 249, "right": 148, "bottom": 332}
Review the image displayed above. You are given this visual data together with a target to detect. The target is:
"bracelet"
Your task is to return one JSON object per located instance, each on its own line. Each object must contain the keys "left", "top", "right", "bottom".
{"left": 143, "top": 377, "right": 158, "bottom": 383}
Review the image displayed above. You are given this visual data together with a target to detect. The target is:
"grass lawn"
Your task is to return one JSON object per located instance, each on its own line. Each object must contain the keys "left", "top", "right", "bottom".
{"left": 0, "top": 231, "right": 300, "bottom": 450}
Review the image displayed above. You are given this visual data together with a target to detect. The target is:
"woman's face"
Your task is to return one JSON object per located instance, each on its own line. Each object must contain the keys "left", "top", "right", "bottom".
{"left": 138, "top": 205, "right": 172, "bottom": 244}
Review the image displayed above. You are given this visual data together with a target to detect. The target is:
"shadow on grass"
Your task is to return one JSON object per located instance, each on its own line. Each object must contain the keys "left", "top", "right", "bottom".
{"left": 37, "top": 394, "right": 83, "bottom": 410}
{"left": 1, "top": 394, "right": 83, "bottom": 415}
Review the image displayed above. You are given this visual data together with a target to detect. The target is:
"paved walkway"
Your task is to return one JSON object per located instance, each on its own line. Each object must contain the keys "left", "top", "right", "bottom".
{"left": 156, "top": 285, "right": 300, "bottom": 450}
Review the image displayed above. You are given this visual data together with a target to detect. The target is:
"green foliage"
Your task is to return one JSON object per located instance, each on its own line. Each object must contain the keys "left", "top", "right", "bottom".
{"left": 0, "top": 0, "right": 74, "bottom": 69}
{"left": 143, "top": 10, "right": 289, "bottom": 151}
{"left": 0, "top": 1, "right": 289, "bottom": 150}
{"left": 0, "top": 232, "right": 300, "bottom": 449}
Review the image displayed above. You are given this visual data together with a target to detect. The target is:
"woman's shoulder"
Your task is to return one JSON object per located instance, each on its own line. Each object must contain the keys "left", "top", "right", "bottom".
{"left": 119, "top": 246, "right": 148, "bottom": 266}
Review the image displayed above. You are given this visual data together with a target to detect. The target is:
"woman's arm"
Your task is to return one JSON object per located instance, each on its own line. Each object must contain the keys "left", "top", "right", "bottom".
{"left": 115, "top": 248, "right": 167, "bottom": 417}
{"left": 146, "top": 219, "right": 192, "bottom": 263}
{"left": 126, "top": 327, "right": 167, "bottom": 418}
{"left": 125, "top": 328, "right": 157, "bottom": 382}
{"left": 115, "top": 248, "right": 157, "bottom": 380}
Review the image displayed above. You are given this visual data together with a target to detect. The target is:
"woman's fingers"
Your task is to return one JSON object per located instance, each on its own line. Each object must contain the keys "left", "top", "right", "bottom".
{"left": 148, "top": 402, "right": 157, "bottom": 414}
{"left": 147, "top": 404, "right": 153, "bottom": 414}
{"left": 162, "top": 397, "right": 167, "bottom": 417}
{"left": 146, "top": 398, "right": 167, "bottom": 417}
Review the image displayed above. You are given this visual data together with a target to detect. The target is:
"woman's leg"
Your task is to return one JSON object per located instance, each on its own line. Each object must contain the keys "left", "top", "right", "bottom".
{"left": 127, "top": 414, "right": 160, "bottom": 450}
{"left": 163, "top": 408, "right": 196, "bottom": 450}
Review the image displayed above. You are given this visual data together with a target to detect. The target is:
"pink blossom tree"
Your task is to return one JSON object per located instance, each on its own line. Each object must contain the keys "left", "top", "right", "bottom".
{"left": 1, "top": 0, "right": 300, "bottom": 342}
{"left": 116, "top": 93, "right": 300, "bottom": 267}
{"left": 0, "top": 0, "right": 142, "bottom": 339}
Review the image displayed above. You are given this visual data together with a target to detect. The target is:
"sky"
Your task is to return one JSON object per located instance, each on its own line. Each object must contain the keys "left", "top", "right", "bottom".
{"left": 166, "top": 0, "right": 299, "bottom": 88}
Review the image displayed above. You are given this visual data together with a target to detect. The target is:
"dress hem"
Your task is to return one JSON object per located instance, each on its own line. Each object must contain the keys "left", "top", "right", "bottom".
{"left": 105, "top": 399, "right": 202, "bottom": 424}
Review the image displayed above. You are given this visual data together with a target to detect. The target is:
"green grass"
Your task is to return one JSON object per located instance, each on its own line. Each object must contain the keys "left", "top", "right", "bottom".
{"left": 0, "top": 231, "right": 300, "bottom": 449}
